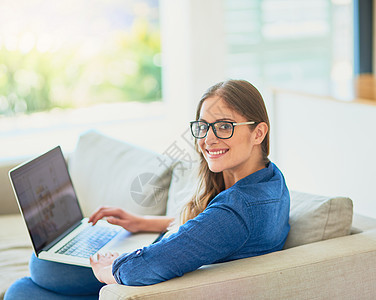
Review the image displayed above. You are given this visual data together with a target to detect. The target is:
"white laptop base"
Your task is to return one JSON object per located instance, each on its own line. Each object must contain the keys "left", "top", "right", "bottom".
{"left": 39, "top": 218, "right": 159, "bottom": 267}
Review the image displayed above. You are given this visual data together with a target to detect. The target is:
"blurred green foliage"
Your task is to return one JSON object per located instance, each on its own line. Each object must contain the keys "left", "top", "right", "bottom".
{"left": 0, "top": 18, "right": 161, "bottom": 116}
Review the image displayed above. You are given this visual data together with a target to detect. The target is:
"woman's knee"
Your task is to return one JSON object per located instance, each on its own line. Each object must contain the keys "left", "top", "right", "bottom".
{"left": 4, "top": 276, "right": 99, "bottom": 300}
{"left": 4, "top": 277, "right": 70, "bottom": 300}
{"left": 4, "top": 277, "right": 32, "bottom": 300}
{"left": 29, "top": 254, "right": 105, "bottom": 296}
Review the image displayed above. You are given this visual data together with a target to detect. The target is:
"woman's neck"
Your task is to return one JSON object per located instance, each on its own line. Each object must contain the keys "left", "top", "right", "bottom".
{"left": 222, "top": 153, "right": 266, "bottom": 189}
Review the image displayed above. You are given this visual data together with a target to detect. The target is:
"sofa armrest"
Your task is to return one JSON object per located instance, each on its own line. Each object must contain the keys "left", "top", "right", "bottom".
{"left": 100, "top": 229, "right": 376, "bottom": 299}
{"left": 0, "top": 159, "right": 27, "bottom": 215}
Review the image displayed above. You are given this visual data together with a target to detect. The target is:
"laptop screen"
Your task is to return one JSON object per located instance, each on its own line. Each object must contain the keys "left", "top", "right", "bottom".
{"left": 9, "top": 146, "right": 83, "bottom": 253}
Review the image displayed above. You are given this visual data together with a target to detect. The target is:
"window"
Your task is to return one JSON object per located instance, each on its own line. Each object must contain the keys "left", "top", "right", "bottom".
{"left": 0, "top": 0, "right": 162, "bottom": 159}
{"left": 224, "top": 0, "right": 353, "bottom": 100}
{"left": 0, "top": 0, "right": 161, "bottom": 116}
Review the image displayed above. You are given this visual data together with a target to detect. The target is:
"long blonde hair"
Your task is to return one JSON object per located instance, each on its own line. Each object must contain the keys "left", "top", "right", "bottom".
{"left": 180, "top": 80, "right": 270, "bottom": 224}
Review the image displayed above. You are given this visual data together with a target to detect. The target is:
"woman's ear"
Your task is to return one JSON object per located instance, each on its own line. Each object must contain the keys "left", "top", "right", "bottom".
{"left": 253, "top": 122, "right": 268, "bottom": 145}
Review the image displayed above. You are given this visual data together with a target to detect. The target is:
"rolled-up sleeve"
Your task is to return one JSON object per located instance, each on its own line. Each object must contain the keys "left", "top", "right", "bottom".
{"left": 112, "top": 197, "right": 251, "bottom": 286}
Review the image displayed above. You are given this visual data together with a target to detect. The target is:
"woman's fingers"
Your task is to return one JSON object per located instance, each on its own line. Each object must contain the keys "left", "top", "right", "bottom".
{"left": 90, "top": 252, "right": 120, "bottom": 263}
{"left": 88, "top": 207, "right": 142, "bottom": 232}
{"left": 103, "top": 252, "right": 119, "bottom": 258}
{"left": 88, "top": 206, "right": 109, "bottom": 224}
{"left": 106, "top": 215, "right": 142, "bottom": 233}
{"left": 105, "top": 216, "right": 123, "bottom": 226}
{"left": 88, "top": 207, "right": 126, "bottom": 225}
{"left": 106, "top": 216, "right": 133, "bottom": 231}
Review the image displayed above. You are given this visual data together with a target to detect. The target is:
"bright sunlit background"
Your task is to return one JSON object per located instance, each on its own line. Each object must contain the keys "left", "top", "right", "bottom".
{"left": 3, "top": 0, "right": 376, "bottom": 218}
{"left": 0, "top": 0, "right": 354, "bottom": 160}
{"left": 0, "top": 0, "right": 161, "bottom": 115}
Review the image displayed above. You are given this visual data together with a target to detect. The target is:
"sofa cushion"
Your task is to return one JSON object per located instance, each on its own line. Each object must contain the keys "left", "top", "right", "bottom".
{"left": 68, "top": 130, "right": 173, "bottom": 217}
{"left": 0, "top": 214, "right": 32, "bottom": 299}
{"left": 166, "top": 160, "right": 200, "bottom": 220}
{"left": 283, "top": 191, "right": 353, "bottom": 249}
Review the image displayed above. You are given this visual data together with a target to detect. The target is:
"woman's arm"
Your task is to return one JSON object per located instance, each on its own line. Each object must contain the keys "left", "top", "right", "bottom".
{"left": 88, "top": 206, "right": 174, "bottom": 233}
{"left": 111, "top": 199, "right": 251, "bottom": 286}
{"left": 139, "top": 215, "right": 175, "bottom": 233}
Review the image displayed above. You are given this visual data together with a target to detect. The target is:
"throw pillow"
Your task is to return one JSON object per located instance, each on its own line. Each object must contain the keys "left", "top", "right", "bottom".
{"left": 284, "top": 191, "right": 353, "bottom": 249}
{"left": 68, "top": 130, "right": 173, "bottom": 217}
{"left": 166, "top": 159, "right": 200, "bottom": 220}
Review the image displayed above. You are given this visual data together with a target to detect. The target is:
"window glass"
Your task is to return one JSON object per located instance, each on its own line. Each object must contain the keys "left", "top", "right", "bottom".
{"left": 0, "top": 0, "right": 161, "bottom": 116}
{"left": 224, "top": 0, "right": 353, "bottom": 99}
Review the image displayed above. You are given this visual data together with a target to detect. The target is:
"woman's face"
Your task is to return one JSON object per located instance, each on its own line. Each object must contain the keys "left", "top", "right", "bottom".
{"left": 198, "top": 96, "right": 263, "bottom": 180}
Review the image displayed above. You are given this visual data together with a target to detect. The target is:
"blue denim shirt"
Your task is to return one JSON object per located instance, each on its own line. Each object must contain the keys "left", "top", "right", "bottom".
{"left": 112, "top": 162, "right": 290, "bottom": 286}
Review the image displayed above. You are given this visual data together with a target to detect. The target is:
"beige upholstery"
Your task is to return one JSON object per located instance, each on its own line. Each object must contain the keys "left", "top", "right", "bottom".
{"left": 1, "top": 213, "right": 375, "bottom": 300}
{"left": 68, "top": 130, "right": 173, "bottom": 217}
{"left": 0, "top": 160, "right": 26, "bottom": 216}
{"left": 0, "top": 214, "right": 32, "bottom": 299}
{"left": 100, "top": 228, "right": 376, "bottom": 299}
{"left": 284, "top": 191, "right": 353, "bottom": 248}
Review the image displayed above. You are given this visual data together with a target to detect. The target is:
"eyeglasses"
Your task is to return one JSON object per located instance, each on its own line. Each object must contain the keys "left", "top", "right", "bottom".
{"left": 190, "top": 120, "right": 257, "bottom": 139}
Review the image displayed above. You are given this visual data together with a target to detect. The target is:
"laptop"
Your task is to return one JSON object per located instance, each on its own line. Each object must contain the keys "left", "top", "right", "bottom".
{"left": 9, "top": 146, "right": 159, "bottom": 267}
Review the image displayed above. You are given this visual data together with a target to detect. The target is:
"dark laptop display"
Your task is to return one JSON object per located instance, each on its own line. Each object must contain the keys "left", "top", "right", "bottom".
{"left": 9, "top": 146, "right": 82, "bottom": 253}
{"left": 9, "top": 145, "right": 159, "bottom": 267}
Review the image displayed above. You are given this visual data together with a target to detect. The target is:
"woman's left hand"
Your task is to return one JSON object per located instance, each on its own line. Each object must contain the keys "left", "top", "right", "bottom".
{"left": 90, "top": 252, "right": 120, "bottom": 284}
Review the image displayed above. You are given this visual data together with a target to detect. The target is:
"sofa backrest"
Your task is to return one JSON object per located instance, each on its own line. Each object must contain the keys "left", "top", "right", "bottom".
{"left": 68, "top": 130, "right": 175, "bottom": 217}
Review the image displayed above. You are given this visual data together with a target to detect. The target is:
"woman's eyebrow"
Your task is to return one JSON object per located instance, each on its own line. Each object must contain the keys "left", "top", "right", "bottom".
{"left": 217, "top": 118, "right": 236, "bottom": 122}
{"left": 198, "top": 117, "right": 236, "bottom": 122}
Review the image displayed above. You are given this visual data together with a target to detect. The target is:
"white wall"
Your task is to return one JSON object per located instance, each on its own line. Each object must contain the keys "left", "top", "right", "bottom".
{"left": 272, "top": 90, "right": 376, "bottom": 218}
{"left": 160, "top": 0, "right": 227, "bottom": 129}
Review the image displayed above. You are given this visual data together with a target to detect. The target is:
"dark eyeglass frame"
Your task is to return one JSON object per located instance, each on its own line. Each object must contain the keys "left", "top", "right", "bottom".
{"left": 190, "top": 120, "right": 257, "bottom": 139}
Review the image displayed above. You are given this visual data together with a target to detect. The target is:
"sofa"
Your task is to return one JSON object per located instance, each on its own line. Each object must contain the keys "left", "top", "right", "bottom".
{"left": 1, "top": 130, "right": 376, "bottom": 299}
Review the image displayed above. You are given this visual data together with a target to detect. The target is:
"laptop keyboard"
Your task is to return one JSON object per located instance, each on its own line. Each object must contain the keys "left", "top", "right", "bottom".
{"left": 56, "top": 225, "right": 121, "bottom": 258}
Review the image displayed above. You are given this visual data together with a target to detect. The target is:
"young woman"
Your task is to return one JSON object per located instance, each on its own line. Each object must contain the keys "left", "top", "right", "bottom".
{"left": 5, "top": 79, "right": 290, "bottom": 299}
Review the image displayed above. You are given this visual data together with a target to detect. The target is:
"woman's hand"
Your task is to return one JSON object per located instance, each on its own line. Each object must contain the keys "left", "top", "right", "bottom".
{"left": 90, "top": 252, "right": 119, "bottom": 284}
{"left": 89, "top": 206, "right": 175, "bottom": 233}
{"left": 88, "top": 206, "right": 144, "bottom": 233}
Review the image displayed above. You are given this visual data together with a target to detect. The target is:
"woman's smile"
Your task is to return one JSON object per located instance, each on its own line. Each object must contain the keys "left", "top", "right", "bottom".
{"left": 205, "top": 148, "right": 229, "bottom": 158}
